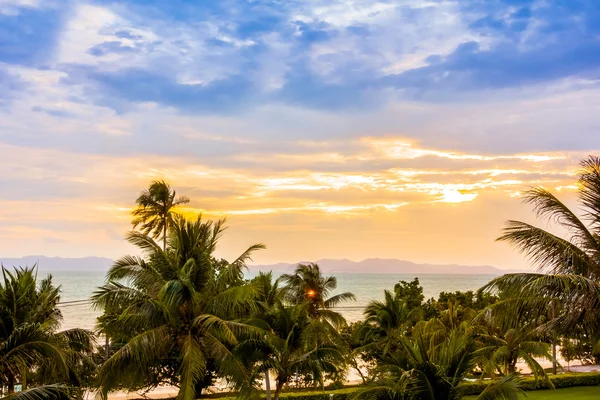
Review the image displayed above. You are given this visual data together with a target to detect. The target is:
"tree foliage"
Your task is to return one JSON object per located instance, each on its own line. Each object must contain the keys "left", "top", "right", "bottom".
{"left": 93, "top": 214, "right": 265, "bottom": 399}
{"left": 0, "top": 266, "right": 94, "bottom": 399}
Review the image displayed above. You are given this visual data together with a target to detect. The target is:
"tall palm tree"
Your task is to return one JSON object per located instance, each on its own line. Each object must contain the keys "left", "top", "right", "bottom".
{"left": 132, "top": 180, "right": 190, "bottom": 249}
{"left": 0, "top": 266, "right": 94, "bottom": 399}
{"left": 281, "top": 263, "right": 355, "bottom": 326}
{"left": 93, "top": 214, "right": 265, "bottom": 400}
{"left": 485, "top": 156, "right": 600, "bottom": 347}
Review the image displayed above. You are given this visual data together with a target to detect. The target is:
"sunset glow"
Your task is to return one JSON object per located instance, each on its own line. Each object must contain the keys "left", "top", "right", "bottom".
{"left": 1, "top": 0, "right": 598, "bottom": 271}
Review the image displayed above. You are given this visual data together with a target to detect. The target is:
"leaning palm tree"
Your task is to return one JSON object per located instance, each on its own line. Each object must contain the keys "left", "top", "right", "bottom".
{"left": 93, "top": 214, "right": 265, "bottom": 400}
{"left": 484, "top": 156, "right": 600, "bottom": 349}
{"left": 132, "top": 180, "right": 190, "bottom": 249}
{"left": 281, "top": 263, "right": 355, "bottom": 326}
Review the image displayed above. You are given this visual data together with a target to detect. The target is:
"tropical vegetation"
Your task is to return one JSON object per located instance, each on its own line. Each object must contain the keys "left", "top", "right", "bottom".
{"left": 0, "top": 266, "right": 94, "bottom": 399}
{"left": 3, "top": 156, "right": 600, "bottom": 399}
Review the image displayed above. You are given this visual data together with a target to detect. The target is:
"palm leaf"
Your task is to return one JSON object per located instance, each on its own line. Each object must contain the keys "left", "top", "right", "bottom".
{"left": 1, "top": 384, "right": 73, "bottom": 400}
{"left": 474, "top": 373, "right": 523, "bottom": 400}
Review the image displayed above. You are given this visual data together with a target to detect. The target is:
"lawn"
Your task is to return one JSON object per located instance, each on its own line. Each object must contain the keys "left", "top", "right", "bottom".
{"left": 465, "top": 385, "right": 600, "bottom": 399}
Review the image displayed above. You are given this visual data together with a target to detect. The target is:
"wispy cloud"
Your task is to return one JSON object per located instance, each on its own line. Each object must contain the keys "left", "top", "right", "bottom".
{"left": 0, "top": 0, "right": 599, "bottom": 266}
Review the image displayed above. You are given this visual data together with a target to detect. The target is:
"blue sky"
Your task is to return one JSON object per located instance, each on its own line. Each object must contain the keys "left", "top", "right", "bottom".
{"left": 1, "top": 0, "right": 599, "bottom": 267}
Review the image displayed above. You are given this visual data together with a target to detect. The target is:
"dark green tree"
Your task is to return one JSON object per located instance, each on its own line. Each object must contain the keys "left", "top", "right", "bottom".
{"left": 0, "top": 266, "right": 94, "bottom": 399}
{"left": 394, "top": 278, "right": 424, "bottom": 310}
{"left": 356, "top": 323, "right": 522, "bottom": 400}
{"left": 93, "top": 214, "right": 264, "bottom": 399}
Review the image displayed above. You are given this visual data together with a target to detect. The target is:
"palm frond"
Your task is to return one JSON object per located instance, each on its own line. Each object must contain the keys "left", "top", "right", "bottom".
{"left": 522, "top": 187, "right": 600, "bottom": 254}
{"left": 324, "top": 292, "right": 356, "bottom": 308}
{"left": 1, "top": 384, "right": 73, "bottom": 400}
{"left": 579, "top": 155, "right": 600, "bottom": 229}
{"left": 498, "top": 221, "right": 592, "bottom": 275}
{"left": 474, "top": 374, "right": 523, "bottom": 400}
{"left": 177, "top": 333, "right": 206, "bottom": 400}
{"left": 97, "top": 325, "right": 171, "bottom": 397}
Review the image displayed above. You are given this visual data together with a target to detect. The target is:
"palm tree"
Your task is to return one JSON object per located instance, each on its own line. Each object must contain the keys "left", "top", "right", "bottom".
{"left": 359, "top": 290, "right": 421, "bottom": 355}
{"left": 480, "top": 325, "right": 551, "bottom": 377}
{"left": 93, "top": 214, "right": 265, "bottom": 400}
{"left": 281, "top": 263, "right": 355, "bottom": 326}
{"left": 0, "top": 266, "right": 94, "bottom": 399}
{"left": 476, "top": 302, "right": 552, "bottom": 379}
{"left": 485, "top": 156, "right": 600, "bottom": 352}
{"left": 356, "top": 325, "right": 522, "bottom": 400}
{"left": 251, "top": 271, "right": 286, "bottom": 318}
{"left": 132, "top": 180, "right": 190, "bottom": 249}
{"left": 238, "top": 301, "right": 344, "bottom": 400}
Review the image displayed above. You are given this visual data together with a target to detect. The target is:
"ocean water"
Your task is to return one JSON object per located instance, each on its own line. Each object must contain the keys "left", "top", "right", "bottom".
{"left": 50, "top": 270, "right": 498, "bottom": 330}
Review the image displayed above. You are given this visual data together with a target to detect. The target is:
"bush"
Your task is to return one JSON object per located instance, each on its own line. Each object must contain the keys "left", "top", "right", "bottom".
{"left": 460, "top": 381, "right": 490, "bottom": 395}
{"left": 460, "top": 372, "right": 600, "bottom": 395}
{"left": 209, "top": 372, "right": 600, "bottom": 399}
{"left": 279, "top": 387, "right": 359, "bottom": 399}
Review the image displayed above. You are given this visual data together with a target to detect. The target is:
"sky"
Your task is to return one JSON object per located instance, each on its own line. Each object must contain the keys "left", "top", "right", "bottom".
{"left": 1, "top": 0, "right": 599, "bottom": 269}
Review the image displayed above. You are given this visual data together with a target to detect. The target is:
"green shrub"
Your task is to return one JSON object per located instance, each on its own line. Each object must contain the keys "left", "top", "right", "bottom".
{"left": 279, "top": 386, "right": 359, "bottom": 399}
{"left": 460, "top": 372, "right": 600, "bottom": 396}
{"left": 208, "top": 372, "right": 600, "bottom": 399}
{"left": 460, "top": 381, "right": 490, "bottom": 396}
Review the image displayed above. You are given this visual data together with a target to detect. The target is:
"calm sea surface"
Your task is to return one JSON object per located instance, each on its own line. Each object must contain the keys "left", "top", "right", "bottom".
{"left": 50, "top": 270, "right": 497, "bottom": 330}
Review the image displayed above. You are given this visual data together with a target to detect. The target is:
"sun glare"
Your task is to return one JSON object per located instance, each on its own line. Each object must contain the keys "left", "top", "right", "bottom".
{"left": 439, "top": 190, "right": 478, "bottom": 204}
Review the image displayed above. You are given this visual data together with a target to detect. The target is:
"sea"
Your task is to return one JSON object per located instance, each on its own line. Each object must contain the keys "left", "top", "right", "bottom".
{"left": 52, "top": 270, "right": 498, "bottom": 331}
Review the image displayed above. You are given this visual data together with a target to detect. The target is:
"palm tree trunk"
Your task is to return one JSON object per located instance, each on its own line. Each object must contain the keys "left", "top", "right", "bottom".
{"left": 21, "top": 368, "right": 27, "bottom": 390}
{"left": 265, "top": 370, "right": 271, "bottom": 400}
{"left": 105, "top": 334, "right": 110, "bottom": 360}
{"left": 273, "top": 379, "right": 285, "bottom": 400}
{"left": 163, "top": 222, "right": 167, "bottom": 251}
{"left": 552, "top": 341, "right": 558, "bottom": 374}
{"left": 552, "top": 304, "right": 558, "bottom": 374}
{"left": 507, "top": 359, "right": 516, "bottom": 374}
{"left": 7, "top": 372, "right": 14, "bottom": 394}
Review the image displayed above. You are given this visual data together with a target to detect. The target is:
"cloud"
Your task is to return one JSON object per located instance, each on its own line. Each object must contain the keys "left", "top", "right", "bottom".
{"left": 1, "top": 0, "right": 599, "bottom": 266}
{"left": 1, "top": 0, "right": 599, "bottom": 115}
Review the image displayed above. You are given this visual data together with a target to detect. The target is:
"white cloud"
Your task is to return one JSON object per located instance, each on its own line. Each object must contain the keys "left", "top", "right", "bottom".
{"left": 291, "top": 0, "right": 487, "bottom": 81}
{"left": 56, "top": 4, "right": 158, "bottom": 68}
{"left": 0, "top": 0, "right": 40, "bottom": 15}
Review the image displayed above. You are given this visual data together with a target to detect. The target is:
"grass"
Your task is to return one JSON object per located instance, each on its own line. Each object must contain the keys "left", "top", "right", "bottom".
{"left": 465, "top": 385, "right": 600, "bottom": 399}
{"left": 210, "top": 385, "right": 600, "bottom": 400}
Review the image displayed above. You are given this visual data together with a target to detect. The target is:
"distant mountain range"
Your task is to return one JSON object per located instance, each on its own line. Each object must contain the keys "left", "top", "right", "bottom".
{"left": 0, "top": 256, "right": 114, "bottom": 272}
{"left": 0, "top": 256, "right": 521, "bottom": 275}
{"left": 249, "top": 258, "right": 522, "bottom": 275}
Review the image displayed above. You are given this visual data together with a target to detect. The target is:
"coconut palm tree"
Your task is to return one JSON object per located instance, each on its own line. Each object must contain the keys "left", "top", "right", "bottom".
{"left": 485, "top": 156, "right": 600, "bottom": 348}
{"left": 358, "top": 290, "right": 421, "bottom": 355}
{"left": 0, "top": 266, "right": 94, "bottom": 399}
{"left": 480, "top": 325, "right": 551, "bottom": 377}
{"left": 476, "top": 301, "right": 553, "bottom": 380}
{"left": 356, "top": 325, "right": 522, "bottom": 400}
{"left": 238, "top": 301, "right": 344, "bottom": 400}
{"left": 93, "top": 214, "right": 265, "bottom": 400}
{"left": 132, "top": 180, "right": 190, "bottom": 249}
{"left": 281, "top": 263, "right": 355, "bottom": 326}
{"left": 251, "top": 272, "right": 286, "bottom": 317}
